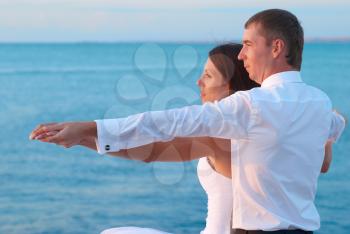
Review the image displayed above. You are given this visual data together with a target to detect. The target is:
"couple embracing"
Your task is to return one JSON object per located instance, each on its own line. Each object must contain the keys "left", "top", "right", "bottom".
{"left": 30, "top": 9, "right": 346, "bottom": 234}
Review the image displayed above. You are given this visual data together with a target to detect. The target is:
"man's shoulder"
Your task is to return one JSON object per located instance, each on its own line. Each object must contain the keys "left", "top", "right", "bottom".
{"left": 240, "top": 86, "right": 272, "bottom": 101}
{"left": 246, "top": 83, "right": 331, "bottom": 102}
{"left": 303, "top": 84, "right": 331, "bottom": 101}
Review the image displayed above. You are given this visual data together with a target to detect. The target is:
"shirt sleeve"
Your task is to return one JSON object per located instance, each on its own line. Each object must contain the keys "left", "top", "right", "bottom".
{"left": 328, "top": 111, "right": 346, "bottom": 143}
{"left": 94, "top": 91, "right": 253, "bottom": 154}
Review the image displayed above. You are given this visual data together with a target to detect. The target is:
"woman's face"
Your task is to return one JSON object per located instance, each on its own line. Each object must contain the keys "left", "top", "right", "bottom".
{"left": 197, "top": 58, "right": 231, "bottom": 103}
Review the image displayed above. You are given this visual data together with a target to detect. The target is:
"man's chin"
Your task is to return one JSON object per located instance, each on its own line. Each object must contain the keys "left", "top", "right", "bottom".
{"left": 248, "top": 74, "right": 262, "bottom": 84}
{"left": 248, "top": 75, "right": 257, "bottom": 82}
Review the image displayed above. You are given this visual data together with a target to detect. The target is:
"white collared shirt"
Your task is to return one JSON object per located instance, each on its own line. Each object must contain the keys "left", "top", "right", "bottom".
{"left": 95, "top": 71, "right": 345, "bottom": 231}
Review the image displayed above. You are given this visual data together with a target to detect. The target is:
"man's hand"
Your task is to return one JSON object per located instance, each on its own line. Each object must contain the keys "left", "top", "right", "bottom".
{"left": 29, "top": 121, "right": 97, "bottom": 148}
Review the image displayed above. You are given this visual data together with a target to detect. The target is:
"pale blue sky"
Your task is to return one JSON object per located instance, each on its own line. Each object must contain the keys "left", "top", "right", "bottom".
{"left": 0, "top": 0, "right": 349, "bottom": 42}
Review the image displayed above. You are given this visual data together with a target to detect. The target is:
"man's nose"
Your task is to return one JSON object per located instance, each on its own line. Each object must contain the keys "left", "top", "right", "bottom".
{"left": 237, "top": 48, "right": 245, "bottom": 61}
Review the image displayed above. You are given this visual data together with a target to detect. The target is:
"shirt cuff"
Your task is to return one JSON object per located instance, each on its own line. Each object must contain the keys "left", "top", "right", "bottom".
{"left": 328, "top": 112, "right": 346, "bottom": 143}
{"left": 94, "top": 119, "right": 121, "bottom": 155}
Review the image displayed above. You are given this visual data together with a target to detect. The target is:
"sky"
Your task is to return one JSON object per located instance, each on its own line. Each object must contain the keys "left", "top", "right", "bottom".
{"left": 0, "top": 0, "right": 349, "bottom": 42}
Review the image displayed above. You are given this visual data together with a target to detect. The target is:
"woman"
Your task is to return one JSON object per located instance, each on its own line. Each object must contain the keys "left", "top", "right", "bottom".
{"left": 90, "top": 44, "right": 259, "bottom": 234}
{"left": 29, "top": 44, "right": 333, "bottom": 234}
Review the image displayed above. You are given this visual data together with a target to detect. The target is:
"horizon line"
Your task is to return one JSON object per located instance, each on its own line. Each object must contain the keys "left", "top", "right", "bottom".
{"left": 1, "top": 37, "right": 350, "bottom": 44}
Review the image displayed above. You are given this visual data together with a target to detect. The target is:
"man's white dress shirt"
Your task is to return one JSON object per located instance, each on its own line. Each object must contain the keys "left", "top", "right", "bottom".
{"left": 95, "top": 71, "right": 345, "bottom": 231}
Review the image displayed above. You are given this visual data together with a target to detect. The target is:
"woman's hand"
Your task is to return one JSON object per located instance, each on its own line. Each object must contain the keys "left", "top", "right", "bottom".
{"left": 29, "top": 121, "right": 97, "bottom": 148}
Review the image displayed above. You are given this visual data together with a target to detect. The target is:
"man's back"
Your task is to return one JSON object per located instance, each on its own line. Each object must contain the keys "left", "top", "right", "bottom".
{"left": 231, "top": 71, "right": 332, "bottom": 230}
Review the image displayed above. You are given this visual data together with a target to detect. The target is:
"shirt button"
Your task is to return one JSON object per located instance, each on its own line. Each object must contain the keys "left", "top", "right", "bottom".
{"left": 105, "top": 145, "right": 110, "bottom": 151}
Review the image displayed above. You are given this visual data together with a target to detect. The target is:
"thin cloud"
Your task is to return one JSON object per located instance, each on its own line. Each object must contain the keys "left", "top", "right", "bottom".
{"left": 0, "top": 1, "right": 349, "bottom": 42}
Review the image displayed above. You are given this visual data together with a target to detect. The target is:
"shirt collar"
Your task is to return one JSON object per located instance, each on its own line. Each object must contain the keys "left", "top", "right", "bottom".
{"left": 261, "top": 71, "right": 303, "bottom": 88}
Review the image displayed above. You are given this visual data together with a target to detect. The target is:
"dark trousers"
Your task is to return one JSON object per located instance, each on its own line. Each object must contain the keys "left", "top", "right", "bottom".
{"left": 230, "top": 229, "right": 313, "bottom": 234}
{"left": 229, "top": 212, "right": 313, "bottom": 234}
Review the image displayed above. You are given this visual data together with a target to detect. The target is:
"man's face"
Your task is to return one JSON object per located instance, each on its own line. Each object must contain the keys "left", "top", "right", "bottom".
{"left": 238, "top": 23, "right": 273, "bottom": 84}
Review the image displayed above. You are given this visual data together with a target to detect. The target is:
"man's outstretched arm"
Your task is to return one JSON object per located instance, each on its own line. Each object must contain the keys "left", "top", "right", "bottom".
{"left": 29, "top": 92, "right": 251, "bottom": 154}
{"left": 94, "top": 92, "right": 251, "bottom": 154}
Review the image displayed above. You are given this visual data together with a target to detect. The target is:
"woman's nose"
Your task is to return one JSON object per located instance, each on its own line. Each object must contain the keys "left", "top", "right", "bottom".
{"left": 197, "top": 78, "right": 203, "bottom": 87}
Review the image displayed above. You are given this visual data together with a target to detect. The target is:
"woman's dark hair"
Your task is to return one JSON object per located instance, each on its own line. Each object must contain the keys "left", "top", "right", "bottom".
{"left": 209, "top": 43, "right": 260, "bottom": 93}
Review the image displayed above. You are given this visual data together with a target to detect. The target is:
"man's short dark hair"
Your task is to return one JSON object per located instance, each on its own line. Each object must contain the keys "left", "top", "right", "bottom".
{"left": 245, "top": 9, "right": 304, "bottom": 70}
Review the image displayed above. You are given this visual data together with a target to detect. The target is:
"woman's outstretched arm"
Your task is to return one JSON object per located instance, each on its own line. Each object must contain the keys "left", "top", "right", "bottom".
{"left": 80, "top": 136, "right": 232, "bottom": 177}
{"left": 29, "top": 121, "right": 231, "bottom": 176}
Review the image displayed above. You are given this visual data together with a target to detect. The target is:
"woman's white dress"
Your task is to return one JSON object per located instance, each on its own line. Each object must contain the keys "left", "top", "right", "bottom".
{"left": 101, "top": 157, "right": 232, "bottom": 234}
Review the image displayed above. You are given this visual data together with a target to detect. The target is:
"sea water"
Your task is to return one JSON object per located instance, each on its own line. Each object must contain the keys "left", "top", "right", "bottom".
{"left": 0, "top": 42, "right": 349, "bottom": 233}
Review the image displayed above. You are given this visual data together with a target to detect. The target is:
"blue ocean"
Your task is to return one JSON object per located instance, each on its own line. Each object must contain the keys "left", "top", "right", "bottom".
{"left": 0, "top": 42, "right": 349, "bottom": 234}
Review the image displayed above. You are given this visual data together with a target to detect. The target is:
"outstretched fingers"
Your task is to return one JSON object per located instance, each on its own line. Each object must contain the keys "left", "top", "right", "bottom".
{"left": 35, "top": 130, "right": 60, "bottom": 140}
{"left": 29, "top": 123, "right": 63, "bottom": 140}
{"left": 39, "top": 132, "right": 62, "bottom": 145}
{"left": 40, "top": 134, "right": 72, "bottom": 148}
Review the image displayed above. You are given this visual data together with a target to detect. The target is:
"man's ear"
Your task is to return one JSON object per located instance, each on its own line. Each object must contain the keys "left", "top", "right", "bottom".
{"left": 272, "top": 38, "right": 285, "bottom": 59}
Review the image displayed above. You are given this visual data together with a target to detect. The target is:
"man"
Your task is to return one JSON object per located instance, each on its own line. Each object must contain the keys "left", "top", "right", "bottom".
{"left": 30, "top": 9, "right": 345, "bottom": 233}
